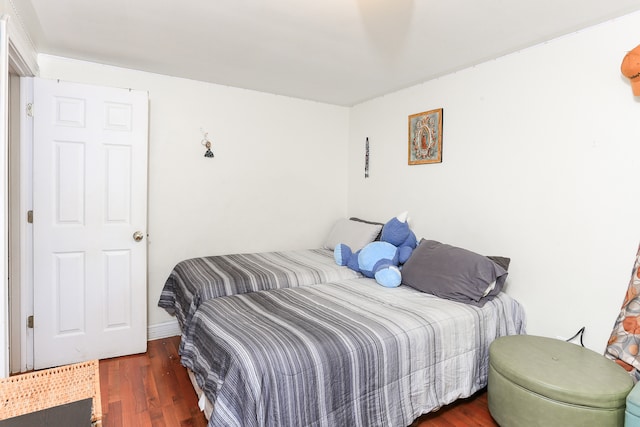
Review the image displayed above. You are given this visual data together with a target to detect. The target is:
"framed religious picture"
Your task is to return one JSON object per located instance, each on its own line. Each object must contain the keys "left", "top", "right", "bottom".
{"left": 408, "top": 108, "right": 443, "bottom": 165}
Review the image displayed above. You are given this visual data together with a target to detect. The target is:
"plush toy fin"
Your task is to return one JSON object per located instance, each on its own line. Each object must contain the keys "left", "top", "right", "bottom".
{"left": 396, "top": 211, "right": 409, "bottom": 223}
{"left": 374, "top": 265, "right": 402, "bottom": 288}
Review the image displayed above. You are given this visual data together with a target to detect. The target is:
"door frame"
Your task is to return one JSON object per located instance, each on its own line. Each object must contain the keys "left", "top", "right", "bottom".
{"left": 9, "top": 75, "right": 33, "bottom": 373}
{"left": 3, "top": 10, "right": 39, "bottom": 375}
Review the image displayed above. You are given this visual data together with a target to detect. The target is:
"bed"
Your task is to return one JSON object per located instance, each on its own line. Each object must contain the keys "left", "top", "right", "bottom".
{"left": 159, "top": 218, "right": 384, "bottom": 330}
{"left": 164, "top": 218, "right": 525, "bottom": 426}
{"left": 159, "top": 248, "right": 363, "bottom": 330}
{"left": 180, "top": 277, "right": 526, "bottom": 427}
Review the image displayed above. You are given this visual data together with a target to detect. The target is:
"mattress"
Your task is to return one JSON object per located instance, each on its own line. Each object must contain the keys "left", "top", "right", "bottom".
{"left": 158, "top": 248, "right": 361, "bottom": 330}
{"left": 180, "top": 277, "right": 526, "bottom": 427}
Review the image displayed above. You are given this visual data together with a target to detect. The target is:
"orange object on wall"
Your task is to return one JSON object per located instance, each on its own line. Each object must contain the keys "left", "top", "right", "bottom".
{"left": 622, "top": 44, "right": 640, "bottom": 96}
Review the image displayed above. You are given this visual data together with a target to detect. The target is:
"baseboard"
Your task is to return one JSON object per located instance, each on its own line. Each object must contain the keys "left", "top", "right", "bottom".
{"left": 147, "top": 320, "right": 180, "bottom": 341}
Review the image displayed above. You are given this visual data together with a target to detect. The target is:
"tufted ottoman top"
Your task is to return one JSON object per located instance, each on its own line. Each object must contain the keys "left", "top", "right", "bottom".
{"left": 489, "top": 335, "right": 633, "bottom": 409}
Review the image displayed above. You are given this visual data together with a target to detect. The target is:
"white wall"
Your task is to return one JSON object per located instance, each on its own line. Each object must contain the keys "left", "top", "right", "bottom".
{"left": 33, "top": 11, "right": 640, "bottom": 353}
{"left": 348, "top": 12, "right": 640, "bottom": 353}
{"left": 37, "top": 55, "right": 350, "bottom": 326}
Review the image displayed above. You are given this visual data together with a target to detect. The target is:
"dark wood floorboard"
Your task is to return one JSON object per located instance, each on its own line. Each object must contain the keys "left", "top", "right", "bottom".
{"left": 411, "top": 391, "right": 499, "bottom": 427}
{"left": 99, "top": 336, "right": 498, "bottom": 426}
{"left": 99, "top": 336, "right": 207, "bottom": 427}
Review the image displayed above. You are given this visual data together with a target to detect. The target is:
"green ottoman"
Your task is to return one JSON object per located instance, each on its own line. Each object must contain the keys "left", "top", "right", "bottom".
{"left": 488, "top": 335, "right": 633, "bottom": 427}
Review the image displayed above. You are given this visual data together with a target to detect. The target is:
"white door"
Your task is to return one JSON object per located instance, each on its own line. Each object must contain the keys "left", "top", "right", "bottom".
{"left": 32, "top": 78, "right": 148, "bottom": 369}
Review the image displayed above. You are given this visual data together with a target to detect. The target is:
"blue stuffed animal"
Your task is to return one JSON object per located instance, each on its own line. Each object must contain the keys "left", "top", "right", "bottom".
{"left": 334, "top": 212, "right": 417, "bottom": 287}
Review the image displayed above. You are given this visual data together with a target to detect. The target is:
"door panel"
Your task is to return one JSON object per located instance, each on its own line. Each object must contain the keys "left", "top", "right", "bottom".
{"left": 55, "top": 140, "right": 85, "bottom": 223}
{"left": 33, "top": 78, "right": 148, "bottom": 369}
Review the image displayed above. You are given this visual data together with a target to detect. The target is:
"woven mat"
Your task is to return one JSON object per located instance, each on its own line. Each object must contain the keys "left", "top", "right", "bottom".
{"left": 0, "top": 360, "right": 101, "bottom": 425}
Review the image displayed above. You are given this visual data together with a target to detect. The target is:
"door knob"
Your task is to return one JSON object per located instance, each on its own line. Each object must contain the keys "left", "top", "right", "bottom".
{"left": 133, "top": 231, "right": 144, "bottom": 242}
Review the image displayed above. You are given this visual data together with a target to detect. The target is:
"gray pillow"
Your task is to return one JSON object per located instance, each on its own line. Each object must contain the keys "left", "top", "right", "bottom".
{"left": 401, "top": 239, "right": 508, "bottom": 306}
{"left": 487, "top": 255, "right": 511, "bottom": 271}
{"left": 322, "top": 219, "right": 382, "bottom": 252}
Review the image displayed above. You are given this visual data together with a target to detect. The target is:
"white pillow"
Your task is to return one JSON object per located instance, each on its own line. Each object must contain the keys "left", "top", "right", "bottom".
{"left": 482, "top": 280, "right": 497, "bottom": 297}
{"left": 323, "top": 219, "right": 382, "bottom": 252}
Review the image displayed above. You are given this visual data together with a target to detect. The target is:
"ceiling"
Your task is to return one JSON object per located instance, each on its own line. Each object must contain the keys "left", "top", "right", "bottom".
{"left": 12, "top": 0, "right": 640, "bottom": 106}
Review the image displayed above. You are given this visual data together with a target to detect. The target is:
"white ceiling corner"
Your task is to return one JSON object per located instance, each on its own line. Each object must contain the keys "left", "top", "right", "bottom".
{"left": 11, "top": 0, "right": 640, "bottom": 106}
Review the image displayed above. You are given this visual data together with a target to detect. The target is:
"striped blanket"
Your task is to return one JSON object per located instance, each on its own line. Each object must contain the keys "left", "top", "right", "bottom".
{"left": 158, "top": 249, "right": 361, "bottom": 330}
{"left": 180, "top": 278, "right": 526, "bottom": 427}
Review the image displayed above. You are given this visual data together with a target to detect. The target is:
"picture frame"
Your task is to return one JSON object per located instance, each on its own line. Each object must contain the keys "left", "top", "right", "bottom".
{"left": 408, "top": 108, "right": 443, "bottom": 165}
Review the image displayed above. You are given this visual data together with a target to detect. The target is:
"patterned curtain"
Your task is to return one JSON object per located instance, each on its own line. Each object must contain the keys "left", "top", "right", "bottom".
{"left": 606, "top": 244, "right": 640, "bottom": 382}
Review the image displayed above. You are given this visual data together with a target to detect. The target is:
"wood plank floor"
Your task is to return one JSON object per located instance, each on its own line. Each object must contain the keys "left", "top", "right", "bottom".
{"left": 99, "top": 336, "right": 498, "bottom": 427}
{"left": 99, "top": 336, "right": 207, "bottom": 427}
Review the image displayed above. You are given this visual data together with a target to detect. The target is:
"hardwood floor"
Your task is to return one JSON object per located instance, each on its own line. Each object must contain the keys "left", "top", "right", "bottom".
{"left": 411, "top": 392, "right": 498, "bottom": 427}
{"left": 99, "top": 336, "right": 207, "bottom": 427}
{"left": 99, "top": 336, "right": 498, "bottom": 427}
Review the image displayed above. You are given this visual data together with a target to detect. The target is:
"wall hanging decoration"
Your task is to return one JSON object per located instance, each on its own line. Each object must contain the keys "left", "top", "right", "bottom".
{"left": 365, "top": 137, "right": 370, "bottom": 178}
{"left": 622, "top": 44, "right": 640, "bottom": 96}
{"left": 408, "top": 108, "right": 443, "bottom": 165}
{"left": 201, "top": 131, "right": 214, "bottom": 158}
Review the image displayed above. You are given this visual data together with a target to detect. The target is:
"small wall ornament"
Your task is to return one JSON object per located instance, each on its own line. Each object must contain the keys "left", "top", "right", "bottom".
{"left": 201, "top": 132, "right": 214, "bottom": 158}
{"left": 365, "top": 137, "right": 370, "bottom": 178}
{"left": 621, "top": 44, "right": 640, "bottom": 96}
